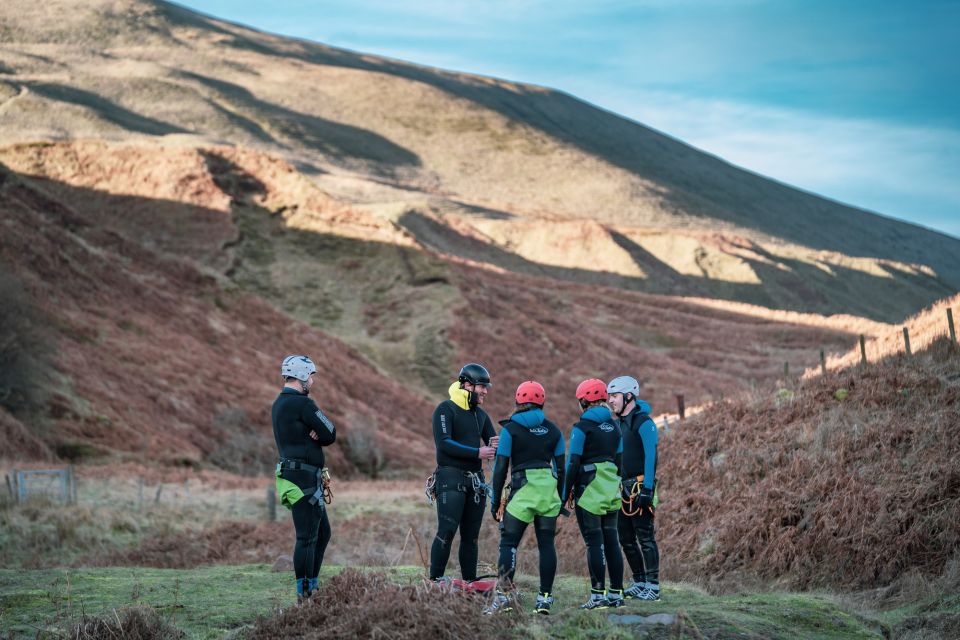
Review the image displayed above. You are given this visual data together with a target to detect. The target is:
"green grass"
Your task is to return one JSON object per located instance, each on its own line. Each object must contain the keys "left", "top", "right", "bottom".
{"left": 507, "top": 574, "right": 884, "bottom": 640}
{"left": 0, "top": 566, "right": 897, "bottom": 640}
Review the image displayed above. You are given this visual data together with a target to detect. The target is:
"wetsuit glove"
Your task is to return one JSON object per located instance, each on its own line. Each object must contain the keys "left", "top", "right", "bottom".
{"left": 637, "top": 486, "right": 654, "bottom": 508}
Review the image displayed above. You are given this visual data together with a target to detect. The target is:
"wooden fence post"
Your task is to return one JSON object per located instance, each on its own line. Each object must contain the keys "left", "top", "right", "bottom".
{"left": 67, "top": 464, "right": 77, "bottom": 504}
{"left": 784, "top": 362, "right": 790, "bottom": 378}
{"left": 266, "top": 484, "right": 276, "bottom": 522}
{"left": 820, "top": 349, "right": 827, "bottom": 375}
{"left": 676, "top": 394, "right": 685, "bottom": 420}
{"left": 949, "top": 308, "right": 957, "bottom": 344}
{"left": 859, "top": 335, "right": 867, "bottom": 366}
{"left": 903, "top": 327, "right": 911, "bottom": 356}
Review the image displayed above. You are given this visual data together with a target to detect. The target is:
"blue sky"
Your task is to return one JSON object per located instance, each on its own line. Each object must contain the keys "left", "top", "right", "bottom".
{"left": 177, "top": 0, "right": 960, "bottom": 238}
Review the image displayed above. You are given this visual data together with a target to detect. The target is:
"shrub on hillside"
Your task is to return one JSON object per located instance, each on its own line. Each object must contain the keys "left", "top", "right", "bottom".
{"left": 205, "top": 407, "right": 275, "bottom": 476}
{"left": 341, "top": 425, "right": 386, "bottom": 478}
{"left": 659, "top": 337, "right": 960, "bottom": 590}
{"left": 0, "top": 269, "right": 54, "bottom": 420}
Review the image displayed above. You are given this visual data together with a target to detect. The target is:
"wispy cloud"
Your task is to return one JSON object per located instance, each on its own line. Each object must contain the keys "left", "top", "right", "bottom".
{"left": 607, "top": 90, "right": 960, "bottom": 236}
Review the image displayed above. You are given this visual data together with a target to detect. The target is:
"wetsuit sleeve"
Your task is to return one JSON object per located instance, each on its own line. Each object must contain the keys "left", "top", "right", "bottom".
{"left": 551, "top": 431, "right": 565, "bottom": 499}
{"left": 640, "top": 417, "right": 658, "bottom": 489}
{"left": 482, "top": 413, "right": 497, "bottom": 446}
{"left": 496, "top": 427, "right": 513, "bottom": 458}
{"left": 615, "top": 431, "right": 623, "bottom": 475}
{"left": 562, "top": 426, "right": 585, "bottom": 502}
{"left": 433, "top": 403, "right": 479, "bottom": 459}
{"left": 490, "top": 428, "right": 511, "bottom": 512}
{"left": 301, "top": 399, "right": 336, "bottom": 445}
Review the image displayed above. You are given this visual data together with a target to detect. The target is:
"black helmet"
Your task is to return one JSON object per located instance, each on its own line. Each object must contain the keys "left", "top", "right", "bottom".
{"left": 458, "top": 363, "right": 491, "bottom": 387}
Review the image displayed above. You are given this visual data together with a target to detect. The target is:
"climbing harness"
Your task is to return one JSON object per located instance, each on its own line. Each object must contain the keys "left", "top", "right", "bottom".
{"left": 276, "top": 459, "right": 331, "bottom": 507}
{"left": 621, "top": 475, "right": 654, "bottom": 517}
{"left": 427, "top": 467, "right": 489, "bottom": 505}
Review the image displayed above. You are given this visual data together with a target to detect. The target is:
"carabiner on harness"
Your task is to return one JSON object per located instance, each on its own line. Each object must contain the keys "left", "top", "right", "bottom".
{"left": 425, "top": 471, "right": 438, "bottom": 505}
{"left": 321, "top": 467, "right": 333, "bottom": 505}
{"left": 466, "top": 471, "right": 488, "bottom": 505}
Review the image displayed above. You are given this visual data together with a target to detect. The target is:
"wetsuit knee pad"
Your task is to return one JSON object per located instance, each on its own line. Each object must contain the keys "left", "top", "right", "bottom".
{"left": 296, "top": 531, "right": 319, "bottom": 546}
{"left": 499, "top": 515, "right": 526, "bottom": 548}
{"left": 534, "top": 516, "right": 557, "bottom": 533}
{"left": 581, "top": 527, "right": 603, "bottom": 547}
{"left": 435, "top": 525, "right": 457, "bottom": 542}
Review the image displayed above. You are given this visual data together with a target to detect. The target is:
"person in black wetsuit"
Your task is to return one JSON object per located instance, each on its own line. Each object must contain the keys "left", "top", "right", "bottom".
{"left": 272, "top": 355, "right": 337, "bottom": 603}
{"left": 429, "top": 362, "right": 498, "bottom": 583}
{"left": 487, "top": 380, "right": 565, "bottom": 615}
{"left": 563, "top": 378, "right": 625, "bottom": 610}
{"left": 608, "top": 375, "right": 661, "bottom": 601}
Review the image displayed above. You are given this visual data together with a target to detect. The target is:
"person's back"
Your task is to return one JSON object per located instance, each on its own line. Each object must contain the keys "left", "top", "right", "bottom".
{"left": 488, "top": 380, "right": 566, "bottom": 615}
{"left": 273, "top": 388, "right": 332, "bottom": 467}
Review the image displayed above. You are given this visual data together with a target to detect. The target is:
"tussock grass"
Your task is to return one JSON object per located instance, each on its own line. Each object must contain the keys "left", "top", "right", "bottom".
{"left": 71, "top": 605, "right": 184, "bottom": 640}
{"left": 249, "top": 569, "right": 517, "bottom": 639}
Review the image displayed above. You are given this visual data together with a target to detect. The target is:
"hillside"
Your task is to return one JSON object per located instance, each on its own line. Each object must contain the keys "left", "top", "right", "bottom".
{"left": 0, "top": 140, "right": 898, "bottom": 467}
{"left": 2, "top": 0, "right": 958, "bottom": 472}
{"left": 0, "top": 152, "right": 435, "bottom": 475}
{"left": 1, "top": 0, "right": 958, "bottom": 322}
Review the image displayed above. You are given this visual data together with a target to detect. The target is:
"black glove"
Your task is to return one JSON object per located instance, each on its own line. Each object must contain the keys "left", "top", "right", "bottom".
{"left": 490, "top": 499, "right": 500, "bottom": 521}
{"left": 559, "top": 507, "right": 571, "bottom": 518}
{"left": 637, "top": 487, "right": 654, "bottom": 509}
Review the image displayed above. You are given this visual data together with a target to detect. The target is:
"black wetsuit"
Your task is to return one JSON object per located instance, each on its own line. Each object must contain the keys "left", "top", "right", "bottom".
{"left": 490, "top": 408, "right": 565, "bottom": 593}
{"left": 617, "top": 402, "right": 660, "bottom": 589}
{"left": 429, "top": 386, "right": 496, "bottom": 581}
{"left": 272, "top": 387, "right": 336, "bottom": 589}
{"left": 563, "top": 406, "right": 624, "bottom": 593}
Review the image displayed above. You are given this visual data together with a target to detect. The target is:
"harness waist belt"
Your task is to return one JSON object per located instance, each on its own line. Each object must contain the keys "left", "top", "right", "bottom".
{"left": 511, "top": 461, "right": 551, "bottom": 472}
{"left": 437, "top": 465, "right": 482, "bottom": 476}
{"left": 278, "top": 459, "right": 322, "bottom": 474}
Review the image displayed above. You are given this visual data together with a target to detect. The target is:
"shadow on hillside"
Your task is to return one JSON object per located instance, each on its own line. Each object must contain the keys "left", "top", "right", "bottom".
{"left": 178, "top": 71, "right": 421, "bottom": 173}
{"left": 0, "top": 152, "right": 871, "bottom": 340}
{"left": 398, "top": 210, "right": 956, "bottom": 323}
{"left": 25, "top": 82, "right": 189, "bottom": 136}
{"left": 151, "top": 3, "right": 960, "bottom": 283}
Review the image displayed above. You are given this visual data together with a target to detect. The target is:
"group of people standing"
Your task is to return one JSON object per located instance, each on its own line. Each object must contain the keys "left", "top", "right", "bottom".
{"left": 430, "top": 363, "right": 660, "bottom": 614}
{"left": 272, "top": 356, "right": 660, "bottom": 614}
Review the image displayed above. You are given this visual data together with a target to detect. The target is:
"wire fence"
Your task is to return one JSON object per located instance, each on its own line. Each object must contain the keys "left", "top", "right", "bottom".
{"left": 3, "top": 469, "right": 272, "bottom": 521}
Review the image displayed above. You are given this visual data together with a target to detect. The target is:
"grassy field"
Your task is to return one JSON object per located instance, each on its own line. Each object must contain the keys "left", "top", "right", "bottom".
{"left": 0, "top": 564, "right": 897, "bottom": 640}
{"left": 2, "top": 472, "right": 957, "bottom": 638}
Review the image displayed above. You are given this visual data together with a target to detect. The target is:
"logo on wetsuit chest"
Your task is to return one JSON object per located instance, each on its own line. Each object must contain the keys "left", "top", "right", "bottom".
{"left": 529, "top": 426, "right": 549, "bottom": 436}
{"left": 599, "top": 422, "right": 615, "bottom": 432}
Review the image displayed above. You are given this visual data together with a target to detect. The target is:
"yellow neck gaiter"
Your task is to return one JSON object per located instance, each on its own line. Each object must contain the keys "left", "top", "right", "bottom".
{"left": 448, "top": 381, "right": 471, "bottom": 410}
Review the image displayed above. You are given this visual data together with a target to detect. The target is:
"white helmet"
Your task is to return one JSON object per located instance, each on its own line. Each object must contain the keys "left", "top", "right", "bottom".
{"left": 281, "top": 355, "right": 317, "bottom": 381}
{"left": 607, "top": 375, "right": 640, "bottom": 399}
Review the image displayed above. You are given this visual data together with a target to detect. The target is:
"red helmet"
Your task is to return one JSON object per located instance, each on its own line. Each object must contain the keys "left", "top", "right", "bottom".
{"left": 575, "top": 378, "right": 608, "bottom": 402}
{"left": 515, "top": 380, "right": 545, "bottom": 406}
